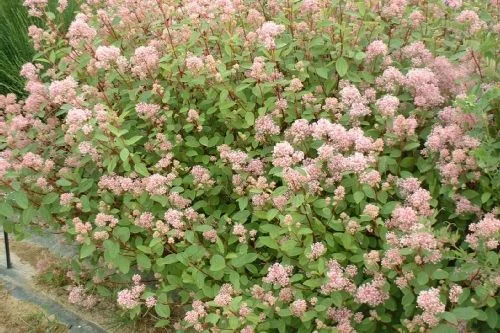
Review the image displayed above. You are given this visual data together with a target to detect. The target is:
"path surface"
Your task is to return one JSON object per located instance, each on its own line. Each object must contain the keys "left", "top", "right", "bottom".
{"left": 0, "top": 233, "right": 107, "bottom": 333}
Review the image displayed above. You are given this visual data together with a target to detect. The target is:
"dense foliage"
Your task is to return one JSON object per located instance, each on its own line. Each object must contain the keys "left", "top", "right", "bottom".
{"left": 1, "top": 0, "right": 499, "bottom": 332}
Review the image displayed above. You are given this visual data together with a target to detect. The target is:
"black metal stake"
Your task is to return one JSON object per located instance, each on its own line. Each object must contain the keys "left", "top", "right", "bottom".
{"left": 4, "top": 231, "right": 12, "bottom": 269}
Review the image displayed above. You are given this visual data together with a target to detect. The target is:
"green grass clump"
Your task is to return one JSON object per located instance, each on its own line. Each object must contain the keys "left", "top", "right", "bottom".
{"left": 0, "top": 0, "right": 78, "bottom": 96}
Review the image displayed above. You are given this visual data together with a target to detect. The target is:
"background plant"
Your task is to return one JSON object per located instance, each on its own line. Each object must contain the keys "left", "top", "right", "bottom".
{"left": 0, "top": 0, "right": 499, "bottom": 332}
{"left": 0, "top": 0, "right": 78, "bottom": 95}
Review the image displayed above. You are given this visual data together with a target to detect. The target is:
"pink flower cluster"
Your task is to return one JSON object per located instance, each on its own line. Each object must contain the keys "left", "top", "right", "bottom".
{"left": 405, "top": 68, "right": 444, "bottom": 108}
{"left": 321, "top": 260, "right": 355, "bottom": 295}
{"left": 355, "top": 276, "right": 389, "bottom": 307}
{"left": 307, "top": 242, "right": 327, "bottom": 260}
{"left": 263, "top": 263, "right": 293, "bottom": 287}
{"left": 136, "top": 103, "right": 161, "bottom": 120}
{"left": 375, "top": 95, "right": 399, "bottom": 117}
{"left": 425, "top": 107, "right": 480, "bottom": 185}
{"left": 272, "top": 141, "right": 304, "bottom": 168}
{"left": 95, "top": 45, "right": 123, "bottom": 69}
{"left": 466, "top": 212, "right": 500, "bottom": 250}
{"left": 98, "top": 173, "right": 175, "bottom": 196}
{"left": 256, "top": 21, "right": 285, "bottom": 49}
{"left": 131, "top": 46, "right": 160, "bottom": 79}
{"left": 390, "top": 115, "right": 418, "bottom": 139}
{"left": 117, "top": 275, "right": 146, "bottom": 310}
{"left": 290, "top": 299, "right": 307, "bottom": 317}
{"left": 365, "top": 40, "right": 388, "bottom": 63}
{"left": 191, "top": 165, "right": 214, "bottom": 187}
{"left": 135, "top": 212, "right": 154, "bottom": 229}
{"left": 449, "top": 285, "right": 463, "bottom": 303}
{"left": 23, "top": 0, "right": 47, "bottom": 17}
{"left": 49, "top": 76, "right": 78, "bottom": 105}
{"left": 68, "top": 286, "right": 98, "bottom": 309}
{"left": 95, "top": 213, "right": 119, "bottom": 228}
{"left": 255, "top": 115, "right": 280, "bottom": 142}
{"left": 456, "top": 10, "right": 486, "bottom": 34}
{"left": 184, "top": 300, "right": 206, "bottom": 332}
{"left": 214, "top": 284, "right": 234, "bottom": 307}
{"left": 65, "top": 108, "right": 92, "bottom": 135}
{"left": 67, "top": 14, "right": 96, "bottom": 48}
{"left": 415, "top": 288, "right": 445, "bottom": 327}
{"left": 339, "top": 84, "right": 371, "bottom": 118}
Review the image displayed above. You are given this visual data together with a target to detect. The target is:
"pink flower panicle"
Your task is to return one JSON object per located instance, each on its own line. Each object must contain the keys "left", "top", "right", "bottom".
{"left": 131, "top": 46, "right": 160, "bottom": 79}
{"left": 466, "top": 212, "right": 500, "bottom": 250}
{"left": 307, "top": 242, "right": 327, "bottom": 260}
{"left": 355, "top": 276, "right": 389, "bottom": 307}
{"left": 366, "top": 40, "right": 388, "bottom": 62}
{"left": 95, "top": 45, "right": 122, "bottom": 69}
{"left": 290, "top": 299, "right": 307, "bottom": 317}
{"left": 67, "top": 14, "right": 96, "bottom": 48}
{"left": 23, "top": 0, "right": 47, "bottom": 17}
{"left": 191, "top": 165, "right": 215, "bottom": 187}
{"left": 255, "top": 115, "right": 280, "bottom": 142}
{"left": 272, "top": 141, "right": 304, "bottom": 168}
{"left": 263, "top": 263, "right": 293, "bottom": 287}
{"left": 256, "top": 21, "right": 285, "bottom": 49}
{"left": 416, "top": 288, "right": 445, "bottom": 327}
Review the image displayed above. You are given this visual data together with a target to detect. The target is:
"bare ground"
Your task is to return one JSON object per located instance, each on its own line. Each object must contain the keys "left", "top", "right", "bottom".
{"left": 1, "top": 237, "right": 173, "bottom": 332}
{"left": 0, "top": 282, "right": 68, "bottom": 333}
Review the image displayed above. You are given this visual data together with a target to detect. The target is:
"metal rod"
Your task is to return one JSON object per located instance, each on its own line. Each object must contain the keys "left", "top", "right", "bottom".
{"left": 4, "top": 231, "right": 12, "bottom": 269}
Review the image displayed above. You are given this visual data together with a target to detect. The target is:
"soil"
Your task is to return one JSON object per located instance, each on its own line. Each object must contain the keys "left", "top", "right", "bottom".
{"left": 0, "top": 282, "right": 68, "bottom": 333}
{"left": 1, "top": 237, "right": 172, "bottom": 333}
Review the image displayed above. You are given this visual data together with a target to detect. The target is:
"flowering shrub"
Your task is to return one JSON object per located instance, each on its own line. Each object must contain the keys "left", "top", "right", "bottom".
{"left": 1, "top": 0, "right": 499, "bottom": 332}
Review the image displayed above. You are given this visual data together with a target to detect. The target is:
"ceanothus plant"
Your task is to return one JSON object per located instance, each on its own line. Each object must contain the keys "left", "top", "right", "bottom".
{"left": 0, "top": 0, "right": 499, "bottom": 332}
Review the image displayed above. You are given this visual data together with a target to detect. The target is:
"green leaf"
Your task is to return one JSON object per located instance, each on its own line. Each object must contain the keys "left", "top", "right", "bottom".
{"left": 104, "top": 240, "right": 120, "bottom": 259}
{"left": 134, "top": 163, "right": 150, "bottom": 177}
{"left": 231, "top": 253, "right": 257, "bottom": 268}
{"left": 362, "top": 185, "right": 376, "bottom": 199}
{"left": 440, "top": 312, "right": 458, "bottom": 325}
{"left": 210, "top": 254, "right": 226, "bottom": 271}
{"left": 257, "top": 236, "right": 279, "bottom": 249}
{"left": 56, "top": 179, "right": 72, "bottom": 187}
{"left": 114, "top": 227, "right": 130, "bottom": 242}
{"left": 402, "top": 292, "right": 415, "bottom": 307}
{"left": 353, "top": 191, "right": 364, "bottom": 204}
{"left": 155, "top": 304, "right": 171, "bottom": 318}
{"left": 157, "top": 254, "right": 178, "bottom": 265}
{"left": 403, "top": 141, "right": 420, "bottom": 151}
{"left": 481, "top": 192, "right": 491, "bottom": 203}
{"left": 125, "top": 135, "right": 143, "bottom": 145}
{"left": 0, "top": 202, "right": 14, "bottom": 218}
{"left": 245, "top": 112, "right": 255, "bottom": 126}
{"left": 21, "top": 206, "right": 36, "bottom": 225}
{"left": 486, "top": 307, "right": 498, "bottom": 329}
{"left": 431, "top": 324, "right": 457, "bottom": 333}
{"left": 12, "top": 191, "right": 29, "bottom": 209}
{"left": 451, "top": 307, "right": 479, "bottom": 320}
{"left": 42, "top": 193, "right": 59, "bottom": 205}
{"left": 137, "top": 253, "right": 151, "bottom": 270}
{"left": 80, "top": 243, "right": 95, "bottom": 259}
{"left": 107, "top": 156, "right": 118, "bottom": 173}
{"left": 237, "top": 197, "right": 248, "bottom": 211}
{"left": 432, "top": 269, "right": 449, "bottom": 280}
{"left": 416, "top": 271, "right": 429, "bottom": 285}
{"left": 154, "top": 319, "right": 170, "bottom": 328}
{"left": 115, "top": 255, "right": 130, "bottom": 274}
{"left": 120, "top": 148, "right": 130, "bottom": 162}
{"left": 316, "top": 67, "right": 330, "bottom": 79}
{"left": 199, "top": 136, "right": 209, "bottom": 146}
{"left": 336, "top": 57, "right": 348, "bottom": 77}
{"left": 206, "top": 313, "right": 220, "bottom": 325}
